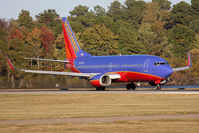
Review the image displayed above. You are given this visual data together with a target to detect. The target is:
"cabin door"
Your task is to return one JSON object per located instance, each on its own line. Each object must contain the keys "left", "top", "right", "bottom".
{"left": 143, "top": 59, "right": 150, "bottom": 72}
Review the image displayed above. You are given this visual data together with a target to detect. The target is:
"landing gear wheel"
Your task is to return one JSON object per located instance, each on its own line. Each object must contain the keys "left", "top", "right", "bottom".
{"left": 131, "top": 84, "right": 136, "bottom": 90}
{"left": 96, "top": 87, "right": 100, "bottom": 91}
{"left": 126, "top": 83, "right": 136, "bottom": 91}
{"left": 156, "top": 84, "right": 161, "bottom": 90}
{"left": 101, "top": 87, "right": 105, "bottom": 91}
{"left": 96, "top": 87, "right": 106, "bottom": 91}
{"left": 126, "top": 84, "right": 131, "bottom": 90}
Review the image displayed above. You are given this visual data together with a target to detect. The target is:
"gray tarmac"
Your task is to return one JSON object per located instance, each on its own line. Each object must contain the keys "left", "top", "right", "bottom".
{"left": 1, "top": 89, "right": 199, "bottom": 94}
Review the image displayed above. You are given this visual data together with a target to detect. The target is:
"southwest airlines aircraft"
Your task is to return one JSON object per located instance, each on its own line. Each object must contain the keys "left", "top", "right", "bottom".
{"left": 6, "top": 17, "right": 192, "bottom": 91}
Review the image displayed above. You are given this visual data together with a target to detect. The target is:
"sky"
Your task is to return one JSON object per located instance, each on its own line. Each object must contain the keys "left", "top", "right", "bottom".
{"left": 0, "top": 0, "right": 191, "bottom": 20}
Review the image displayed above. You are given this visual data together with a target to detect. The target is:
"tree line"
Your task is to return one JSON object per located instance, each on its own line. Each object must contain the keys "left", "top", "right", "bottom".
{"left": 0, "top": 0, "right": 199, "bottom": 88}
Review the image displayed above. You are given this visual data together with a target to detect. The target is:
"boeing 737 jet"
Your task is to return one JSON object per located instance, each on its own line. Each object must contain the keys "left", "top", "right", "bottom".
{"left": 6, "top": 17, "right": 192, "bottom": 91}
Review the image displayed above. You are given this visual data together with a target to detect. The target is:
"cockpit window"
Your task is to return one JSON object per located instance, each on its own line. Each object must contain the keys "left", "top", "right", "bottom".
{"left": 154, "top": 62, "right": 168, "bottom": 66}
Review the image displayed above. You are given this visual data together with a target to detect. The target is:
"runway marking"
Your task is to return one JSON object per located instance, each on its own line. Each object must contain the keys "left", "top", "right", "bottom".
{"left": 0, "top": 114, "right": 199, "bottom": 125}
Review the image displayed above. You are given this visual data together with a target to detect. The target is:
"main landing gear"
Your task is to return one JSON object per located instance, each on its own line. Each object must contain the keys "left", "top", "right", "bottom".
{"left": 126, "top": 83, "right": 136, "bottom": 90}
{"left": 96, "top": 87, "right": 105, "bottom": 91}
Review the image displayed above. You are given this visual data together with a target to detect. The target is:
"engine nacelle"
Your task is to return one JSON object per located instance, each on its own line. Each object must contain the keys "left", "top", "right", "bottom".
{"left": 90, "top": 74, "right": 112, "bottom": 87}
{"left": 100, "top": 75, "right": 112, "bottom": 86}
{"left": 149, "top": 78, "right": 169, "bottom": 86}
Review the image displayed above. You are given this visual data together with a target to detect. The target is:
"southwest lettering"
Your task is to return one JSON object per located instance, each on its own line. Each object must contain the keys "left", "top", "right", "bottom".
{"left": 64, "top": 21, "right": 79, "bottom": 53}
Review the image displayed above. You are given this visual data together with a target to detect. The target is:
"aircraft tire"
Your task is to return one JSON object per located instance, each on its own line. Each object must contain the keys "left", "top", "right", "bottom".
{"left": 96, "top": 87, "right": 105, "bottom": 91}
{"left": 101, "top": 87, "right": 105, "bottom": 91}
{"left": 96, "top": 87, "right": 100, "bottom": 91}
{"left": 131, "top": 84, "right": 136, "bottom": 90}
{"left": 126, "top": 84, "right": 131, "bottom": 90}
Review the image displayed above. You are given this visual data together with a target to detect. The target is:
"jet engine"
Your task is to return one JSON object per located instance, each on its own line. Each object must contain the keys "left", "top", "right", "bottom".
{"left": 99, "top": 75, "right": 112, "bottom": 86}
{"left": 90, "top": 75, "right": 111, "bottom": 87}
{"left": 90, "top": 74, "right": 121, "bottom": 87}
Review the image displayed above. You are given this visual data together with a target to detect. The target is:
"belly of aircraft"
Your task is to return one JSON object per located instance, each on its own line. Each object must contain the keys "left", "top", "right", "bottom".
{"left": 112, "top": 71, "right": 164, "bottom": 82}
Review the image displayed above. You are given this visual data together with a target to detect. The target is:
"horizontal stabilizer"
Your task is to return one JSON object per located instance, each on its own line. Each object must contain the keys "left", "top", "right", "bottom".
{"left": 6, "top": 56, "right": 98, "bottom": 78}
{"left": 24, "top": 57, "right": 69, "bottom": 63}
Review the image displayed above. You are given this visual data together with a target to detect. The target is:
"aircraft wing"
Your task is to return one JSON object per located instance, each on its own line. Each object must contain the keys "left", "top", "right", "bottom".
{"left": 172, "top": 52, "right": 192, "bottom": 72}
{"left": 6, "top": 57, "right": 98, "bottom": 78}
{"left": 172, "top": 66, "right": 189, "bottom": 72}
{"left": 24, "top": 57, "right": 69, "bottom": 63}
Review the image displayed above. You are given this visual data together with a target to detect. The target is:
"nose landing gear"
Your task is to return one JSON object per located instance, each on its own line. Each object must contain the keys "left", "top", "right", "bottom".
{"left": 156, "top": 84, "right": 161, "bottom": 90}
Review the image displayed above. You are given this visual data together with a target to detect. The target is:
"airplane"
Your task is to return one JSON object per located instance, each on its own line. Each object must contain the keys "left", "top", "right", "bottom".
{"left": 6, "top": 17, "right": 192, "bottom": 91}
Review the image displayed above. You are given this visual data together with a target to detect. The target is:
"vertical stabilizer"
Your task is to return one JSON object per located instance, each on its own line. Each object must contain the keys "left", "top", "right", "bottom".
{"left": 62, "top": 17, "right": 91, "bottom": 59}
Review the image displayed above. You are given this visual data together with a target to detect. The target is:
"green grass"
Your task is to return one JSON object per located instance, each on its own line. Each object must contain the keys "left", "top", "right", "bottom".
{"left": 0, "top": 94, "right": 199, "bottom": 133}
{"left": 0, "top": 94, "right": 199, "bottom": 120}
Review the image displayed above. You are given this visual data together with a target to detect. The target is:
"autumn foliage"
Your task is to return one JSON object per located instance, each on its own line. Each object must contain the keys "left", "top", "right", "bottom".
{"left": 41, "top": 26, "right": 55, "bottom": 59}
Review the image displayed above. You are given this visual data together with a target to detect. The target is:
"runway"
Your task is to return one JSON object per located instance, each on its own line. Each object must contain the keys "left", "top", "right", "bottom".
{"left": 1, "top": 90, "right": 199, "bottom": 94}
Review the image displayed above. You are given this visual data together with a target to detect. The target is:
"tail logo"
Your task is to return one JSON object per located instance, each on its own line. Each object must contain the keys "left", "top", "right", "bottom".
{"left": 64, "top": 21, "right": 79, "bottom": 53}
{"left": 62, "top": 17, "right": 91, "bottom": 59}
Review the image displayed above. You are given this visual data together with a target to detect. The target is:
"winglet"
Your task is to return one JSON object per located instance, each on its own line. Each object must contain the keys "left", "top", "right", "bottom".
{"left": 172, "top": 52, "right": 192, "bottom": 72}
{"left": 6, "top": 56, "right": 17, "bottom": 71}
{"left": 188, "top": 52, "right": 192, "bottom": 67}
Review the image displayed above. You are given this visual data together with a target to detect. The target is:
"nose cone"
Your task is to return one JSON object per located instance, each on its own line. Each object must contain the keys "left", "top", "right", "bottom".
{"left": 162, "top": 66, "right": 173, "bottom": 78}
{"left": 167, "top": 67, "right": 173, "bottom": 77}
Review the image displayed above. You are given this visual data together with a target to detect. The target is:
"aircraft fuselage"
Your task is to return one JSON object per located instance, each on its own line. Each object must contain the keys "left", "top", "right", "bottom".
{"left": 70, "top": 55, "right": 173, "bottom": 82}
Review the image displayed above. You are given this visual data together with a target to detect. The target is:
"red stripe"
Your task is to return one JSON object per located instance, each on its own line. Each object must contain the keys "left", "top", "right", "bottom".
{"left": 62, "top": 21, "right": 72, "bottom": 59}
